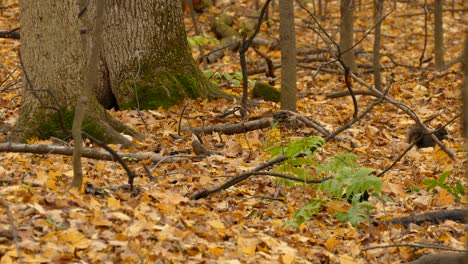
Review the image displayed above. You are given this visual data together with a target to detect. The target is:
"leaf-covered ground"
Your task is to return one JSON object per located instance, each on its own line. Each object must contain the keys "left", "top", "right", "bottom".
{"left": 0, "top": 0, "right": 466, "bottom": 263}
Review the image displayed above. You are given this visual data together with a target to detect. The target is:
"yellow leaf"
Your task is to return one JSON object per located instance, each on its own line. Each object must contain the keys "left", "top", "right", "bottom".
{"left": 339, "top": 254, "right": 356, "bottom": 264}
{"left": 208, "top": 219, "right": 225, "bottom": 229}
{"left": 91, "top": 212, "right": 113, "bottom": 227}
{"left": 324, "top": 237, "right": 340, "bottom": 251}
{"left": 111, "top": 212, "right": 131, "bottom": 221}
{"left": 326, "top": 200, "right": 349, "bottom": 214}
{"left": 433, "top": 146, "right": 451, "bottom": 163}
{"left": 107, "top": 196, "right": 121, "bottom": 210}
{"left": 151, "top": 191, "right": 188, "bottom": 205}
{"left": 279, "top": 253, "right": 296, "bottom": 264}
{"left": 60, "top": 230, "right": 91, "bottom": 249}
{"left": 209, "top": 246, "right": 224, "bottom": 256}
{"left": 237, "top": 237, "right": 258, "bottom": 256}
{"left": 0, "top": 255, "right": 13, "bottom": 264}
{"left": 95, "top": 161, "right": 105, "bottom": 172}
{"left": 433, "top": 188, "right": 455, "bottom": 206}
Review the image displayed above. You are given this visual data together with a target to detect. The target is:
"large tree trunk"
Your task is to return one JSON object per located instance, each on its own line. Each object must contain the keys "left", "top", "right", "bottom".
{"left": 11, "top": 0, "right": 137, "bottom": 144}
{"left": 82, "top": 0, "right": 226, "bottom": 110}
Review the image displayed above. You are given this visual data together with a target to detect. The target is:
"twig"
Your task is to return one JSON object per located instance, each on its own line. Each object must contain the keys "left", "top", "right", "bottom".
{"left": 326, "top": 74, "right": 393, "bottom": 141}
{"left": 419, "top": 0, "right": 429, "bottom": 67}
{"left": 81, "top": 132, "right": 136, "bottom": 189}
{"left": 0, "top": 29, "right": 20, "bottom": 39}
{"left": 192, "top": 155, "right": 288, "bottom": 199}
{"left": 1, "top": 197, "right": 24, "bottom": 264}
{"left": 185, "top": 0, "right": 208, "bottom": 69}
{"left": 239, "top": 0, "right": 272, "bottom": 118}
{"left": 178, "top": 104, "right": 188, "bottom": 136}
{"left": 252, "top": 46, "right": 276, "bottom": 83}
{"left": 376, "top": 141, "right": 417, "bottom": 177}
{"left": 249, "top": 171, "right": 331, "bottom": 183}
{"left": 71, "top": 96, "right": 87, "bottom": 188}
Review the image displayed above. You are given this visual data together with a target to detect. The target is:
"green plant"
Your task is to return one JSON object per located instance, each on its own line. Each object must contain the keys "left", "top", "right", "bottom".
{"left": 318, "top": 153, "right": 381, "bottom": 201}
{"left": 423, "top": 170, "right": 465, "bottom": 201}
{"left": 286, "top": 200, "right": 325, "bottom": 227}
{"left": 267, "top": 136, "right": 325, "bottom": 186}
{"left": 187, "top": 35, "right": 219, "bottom": 48}
{"left": 203, "top": 70, "right": 256, "bottom": 88}
{"left": 266, "top": 138, "right": 382, "bottom": 227}
{"left": 335, "top": 199, "right": 371, "bottom": 227}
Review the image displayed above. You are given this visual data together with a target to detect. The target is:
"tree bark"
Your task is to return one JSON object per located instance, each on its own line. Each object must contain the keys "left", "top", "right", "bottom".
{"left": 279, "top": 0, "right": 297, "bottom": 111}
{"left": 340, "top": 0, "right": 357, "bottom": 71}
{"left": 373, "top": 0, "right": 384, "bottom": 91}
{"left": 81, "top": 0, "right": 227, "bottom": 110}
{"left": 11, "top": 0, "right": 137, "bottom": 144}
{"left": 434, "top": 0, "right": 445, "bottom": 70}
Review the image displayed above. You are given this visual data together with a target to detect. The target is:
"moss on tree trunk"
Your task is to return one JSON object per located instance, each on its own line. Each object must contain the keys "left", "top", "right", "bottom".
{"left": 119, "top": 63, "right": 227, "bottom": 110}
{"left": 10, "top": 97, "right": 141, "bottom": 146}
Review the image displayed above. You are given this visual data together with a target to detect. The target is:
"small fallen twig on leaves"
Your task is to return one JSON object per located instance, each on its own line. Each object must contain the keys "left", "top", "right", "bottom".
{"left": 192, "top": 155, "right": 288, "bottom": 199}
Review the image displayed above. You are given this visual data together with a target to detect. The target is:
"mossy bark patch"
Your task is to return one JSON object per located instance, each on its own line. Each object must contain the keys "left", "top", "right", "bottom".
{"left": 252, "top": 81, "right": 281, "bottom": 102}
{"left": 34, "top": 111, "right": 106, "bottom": 140}
{"left": 119, "top": 65, "right": 228, "bottom": 110}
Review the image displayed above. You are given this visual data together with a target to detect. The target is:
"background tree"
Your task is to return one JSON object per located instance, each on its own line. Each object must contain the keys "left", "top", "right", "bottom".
{"left": 373, "top": 0, "right": 384, "bottom": 91}
{"left": 279, "top": 0, "right": 297, "bottom": 111}
{"left": 81, "top": 0, "right": 226, "bottom": 111}
{"left": 340, "top": 0, "right": 357, "bottom": 71}
{"left": 434, "top": 0, "right": 445, "bottom": 70}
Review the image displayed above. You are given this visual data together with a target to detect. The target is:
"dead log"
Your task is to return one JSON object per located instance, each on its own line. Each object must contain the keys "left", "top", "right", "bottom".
{"left": 408, "top": 253, "right": 467, "bottom": 264}
{"left": 0, "top": 142, "right": 190, "bottom": 163}
{"left": 380, "top": 209, "right": 467, "bottom": 226}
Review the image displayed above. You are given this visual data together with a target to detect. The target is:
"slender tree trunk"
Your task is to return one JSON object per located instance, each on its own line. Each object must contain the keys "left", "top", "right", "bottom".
{"left": 340, "top": 0, "right": 357, "bottom": 71}
{"left": 318, "top": 0, "right": 323, "bottom": 18}
{"left": 373, "top": 0, "right": 384, "bottom": 91}
{"left": 434, "top": 0, "right": 445, "bottom": 70}
{"left": 279, "top": 0, "right": 297, "bottom": 111}
{"left": 11, "top": 0, "right": 136, "bottom": 144}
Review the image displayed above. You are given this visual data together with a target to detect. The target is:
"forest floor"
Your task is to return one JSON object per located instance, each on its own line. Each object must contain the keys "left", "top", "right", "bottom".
{"left": 0, "top": 0, "right": 467, "bottom": 263}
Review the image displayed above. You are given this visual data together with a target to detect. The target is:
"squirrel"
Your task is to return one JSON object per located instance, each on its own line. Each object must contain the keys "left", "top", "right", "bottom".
{"left": 407, "top": 126, "right": 448, "bottom": 148}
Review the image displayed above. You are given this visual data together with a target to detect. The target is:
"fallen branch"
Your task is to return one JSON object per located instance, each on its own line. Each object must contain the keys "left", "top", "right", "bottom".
{"left": 182, "top": 110, "right": 343, "bottom": 141}
{"left": 364, "top": 243, "right": 467, "bottom": 253}
{"left": 182, "top": 117, "right": 275, "bottom": 135}
{"left": 0, "top": 30, "right": 20, "bottom": 39}
{"left": 408, "top": 253, "right": 468, "bottom": 264}
{"left": 192, "top": 155, "right": 288, "bottom": 199}
{"left": 379, "top": 209, "right": 467, "bottom": 226}
{"left": 326, "top": 90, "right": 379, "bottom": 98}
{"left": 0, "top": 142, "right": 193, "bottom": 163}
